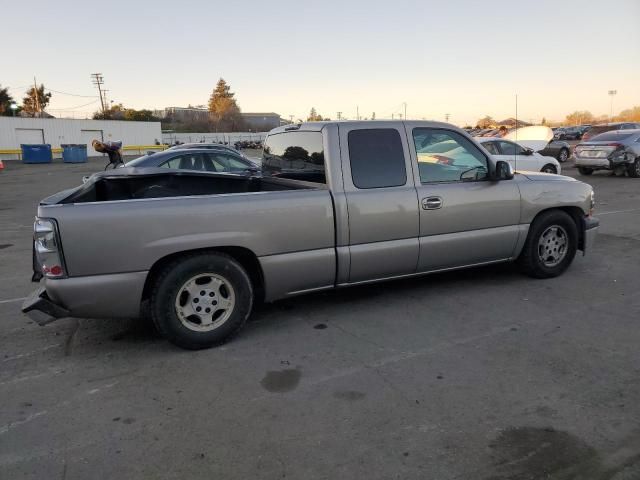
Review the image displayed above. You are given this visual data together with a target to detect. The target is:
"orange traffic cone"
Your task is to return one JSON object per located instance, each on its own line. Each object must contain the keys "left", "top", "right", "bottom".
{"left": 0, "top": 160, "right": 4, "bottom": 171}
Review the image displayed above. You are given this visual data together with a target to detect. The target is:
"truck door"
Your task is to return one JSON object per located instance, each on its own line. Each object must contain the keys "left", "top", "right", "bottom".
{"left": 339, "top": 123, "right": 420, "bottom": 283}
{"left": 407, "top": 124, "right": 522, "bottom": 272}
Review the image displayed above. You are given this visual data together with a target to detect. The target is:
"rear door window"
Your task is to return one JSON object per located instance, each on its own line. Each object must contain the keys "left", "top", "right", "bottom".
{"left": 348, "top": 129, "right": 407, "bottom": 189}
{"left": 262, "top": 131, "right": 325, "bottom": 183}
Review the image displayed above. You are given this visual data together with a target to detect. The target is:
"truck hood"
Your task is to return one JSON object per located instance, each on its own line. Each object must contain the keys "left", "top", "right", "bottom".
{"left": 505, "top": 126, "right": 554, "bottom": 152}
{"left": 517, "top": 171, "right": 577, "bottom": 182}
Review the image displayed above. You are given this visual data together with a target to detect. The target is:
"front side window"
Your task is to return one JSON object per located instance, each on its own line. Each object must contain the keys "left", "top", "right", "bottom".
{"left": 497, "top": 141, "right": 525, "bottom": 156}
{"left": 413, "top": 128, "right": 488, "bottom": 183}
{"left": 348, "top": 129, "right": 407, "bottom": 189}
{"left": 482, "top": 141, "right": 499, "bottom": 155}
{"left": 161, "top": 153, "right": 213, "bottom": 171}
{"left": 263, "top": 131, "right": 325, "bottom": 183}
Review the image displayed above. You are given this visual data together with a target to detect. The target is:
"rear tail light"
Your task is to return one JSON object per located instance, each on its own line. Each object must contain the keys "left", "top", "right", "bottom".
{"left": 34, "top": 218, "right": 66, "bottom": 278}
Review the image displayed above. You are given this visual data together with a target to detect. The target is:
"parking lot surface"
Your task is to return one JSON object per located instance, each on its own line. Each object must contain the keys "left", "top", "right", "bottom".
{"left": 1, "top": 158, "right": 639, "bottom": 479}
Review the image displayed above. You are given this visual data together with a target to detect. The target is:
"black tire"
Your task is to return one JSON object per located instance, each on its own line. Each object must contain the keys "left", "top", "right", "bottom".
{"left": 558, "top": 148, "right": 569, "bottom": 163}
{"left": 627, "top": 158, "right": 640, "bottom": 178}
{"left": 517, "top": 210, "right": 578, "bottom": 279}
{"left": 541, "top": 164, "right": 558, "bottom": 174}
{"left": 578, "top": 167, "right": 593, "bottom": 176}
{"left": 150, "top": 253, "right": 253, "bottom": 350}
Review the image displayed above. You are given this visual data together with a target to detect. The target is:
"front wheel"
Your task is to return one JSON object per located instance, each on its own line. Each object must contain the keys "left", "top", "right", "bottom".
{"left": 150, "top": 253, "right": 253, "bottom": 349}
{"left": 627, "top": 158, "right": 640, "bottom": 178}
{"left": 541, "top": 164, "right": 558, "bottom": 174}
{"left": 517, "top": 210, "right": 578, "bottom": 279}
{"left": 578, "top": 167, "right": 593, "bottom": 176}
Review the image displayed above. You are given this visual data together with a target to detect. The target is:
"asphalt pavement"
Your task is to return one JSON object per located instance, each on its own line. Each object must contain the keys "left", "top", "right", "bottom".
{"left": 1, "top": 157, "right": 639, "bottom": 479}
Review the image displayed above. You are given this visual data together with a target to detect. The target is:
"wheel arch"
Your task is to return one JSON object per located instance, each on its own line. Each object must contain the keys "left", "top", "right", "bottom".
{"left": 141, "top": 246, "right": 265, "bottom": 306}
{"left": 527, "top": 206, "right": 586, "bottom": 252}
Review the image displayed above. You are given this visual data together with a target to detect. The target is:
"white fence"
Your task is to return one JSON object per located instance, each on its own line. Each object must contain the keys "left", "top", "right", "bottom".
{"left": 162, "top": 132, "right": 267, "bottom": 145}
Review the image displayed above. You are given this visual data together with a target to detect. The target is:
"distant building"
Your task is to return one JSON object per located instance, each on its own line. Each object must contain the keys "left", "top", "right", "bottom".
{"left": 498, "top": 118, "right": 532, "bottom": 128}
{"left": 158, "top": 107, "right": 284, "bottom": 131}
{"left": 241, "top": 112, "right": 283, "bottom": 131}
{"left": 162, "top": 106, "right": 210, "bottom": 123}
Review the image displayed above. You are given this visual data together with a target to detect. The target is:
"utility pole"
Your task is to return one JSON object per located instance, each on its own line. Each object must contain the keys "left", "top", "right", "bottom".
{"left": 403, "top": 102, "right": 407, "bottom": 120}
{"left": 33, "top": 77, "right": 41, "bottom": 115}
{"left": 337, "top": 112, "right": 342, "bottom": 121}
{"left": 445, "top": 113, "right": 450, "bottom": 123}
{"left": 289, "top": 114, "right": 294, "bottom": 124}
{"left": 356, "top": 105, "right": 359, "bottom": 121}
{"left": 91, "top": 73, "right": 106, "bottom": 114}
{"left": 608, "top": 90, "right": 617, "bottom": 122}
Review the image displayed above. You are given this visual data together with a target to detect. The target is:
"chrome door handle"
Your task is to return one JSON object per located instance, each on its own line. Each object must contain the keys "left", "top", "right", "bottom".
{"left": 421, "top": 196, "right": 443, "bottom": 210}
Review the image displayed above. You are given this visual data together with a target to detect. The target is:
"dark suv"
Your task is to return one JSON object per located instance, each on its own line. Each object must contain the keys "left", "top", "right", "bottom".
{"left": 582, "top": 123, "right": 640, "bottom": 142}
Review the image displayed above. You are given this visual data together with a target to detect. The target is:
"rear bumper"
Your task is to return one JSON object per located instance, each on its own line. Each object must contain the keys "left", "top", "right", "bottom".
{"left": 583, "top": 216, "right": 599, "bottom": 253}
{"left": 22, "top": 271, "right": 148, "bottom": 325}
{"left": 22, "top": 288, "right": 70, "bottom": 326}
{"left": 575, "top": 157, "right": 610, "bottom": 169}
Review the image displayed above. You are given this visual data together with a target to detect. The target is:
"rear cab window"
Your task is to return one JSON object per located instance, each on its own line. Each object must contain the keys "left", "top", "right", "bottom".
{"left": 347, "top": 129, "right": 406, "bottom": 189}
{"left": 262, "top": 131, "right": 325, "bottom": 183}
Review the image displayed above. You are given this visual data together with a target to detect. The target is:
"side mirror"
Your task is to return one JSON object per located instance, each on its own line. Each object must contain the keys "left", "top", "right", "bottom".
{"left": 521, "top": 148, "right": 533, "bottom": 156}
{"left": 493, "top": 160, "right": 514, "bottom": 180}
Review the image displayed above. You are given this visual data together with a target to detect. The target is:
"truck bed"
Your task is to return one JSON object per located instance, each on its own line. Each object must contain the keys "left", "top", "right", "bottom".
{"left": 52, "top": 168, "right": 320, "bottom": 204}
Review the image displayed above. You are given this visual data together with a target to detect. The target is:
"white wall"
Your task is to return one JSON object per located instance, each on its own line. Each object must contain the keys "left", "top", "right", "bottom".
{"left": 162, "top": 132, "right": 267, "bottom": 145}
{"left": 0, "top": 117, "right": 162, "bottom": 160}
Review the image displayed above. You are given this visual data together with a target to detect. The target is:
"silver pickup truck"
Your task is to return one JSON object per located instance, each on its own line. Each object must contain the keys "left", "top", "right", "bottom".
{"left": 23, "top": 121, "right": 599, "bottom": 349}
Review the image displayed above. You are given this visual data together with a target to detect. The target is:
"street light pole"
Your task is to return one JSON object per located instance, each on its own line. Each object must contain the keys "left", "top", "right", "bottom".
{"left": 608, "top": 90, "right": 617, "bottom": 122}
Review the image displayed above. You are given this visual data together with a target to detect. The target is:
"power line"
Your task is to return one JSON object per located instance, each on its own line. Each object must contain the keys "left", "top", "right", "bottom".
{"left": 54, "top": 99, "right": 100, "bottom": 111}
{"left": 46, "top": 88, "right": 98, "bottom": 98}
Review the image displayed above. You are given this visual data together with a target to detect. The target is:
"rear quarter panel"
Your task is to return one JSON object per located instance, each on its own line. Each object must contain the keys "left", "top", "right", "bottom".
{"left": 39, "top": 189, "right": 336, "bottom": 301}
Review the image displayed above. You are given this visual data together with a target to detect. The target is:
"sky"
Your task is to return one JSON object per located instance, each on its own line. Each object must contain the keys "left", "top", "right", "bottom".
{"left": 2, "top": 0, "right": 639, "bottom": 126}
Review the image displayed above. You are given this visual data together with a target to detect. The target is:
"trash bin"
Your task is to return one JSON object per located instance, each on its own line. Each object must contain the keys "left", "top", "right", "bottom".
{"left": 21, "top": 144, "right": 53, "bottom": 164}
{"left": 61, "top": 144, "right": 88, "bottom": 163}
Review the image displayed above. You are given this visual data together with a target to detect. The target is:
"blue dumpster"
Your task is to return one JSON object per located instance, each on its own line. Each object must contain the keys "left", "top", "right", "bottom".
{"left": 61, "top": 144, "right": 88, "bottom": 163}
{"left": 21, "top": 144, "right": 52, "bottom": 164}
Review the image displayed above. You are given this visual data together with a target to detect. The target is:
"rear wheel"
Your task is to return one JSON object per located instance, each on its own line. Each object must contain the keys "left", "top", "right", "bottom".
{"left": 578, "top": 167, "right": 593, "bottom": 176}
{"left": 627, "top": 158, "right": 640, "bottom": 178}
{"left": 558, "top": 148, "right": 569, "bottom": 163}
{"left": 150, "top": 253, "right": 253, "bottom": 349}
{"left": 518, "top": 210, "right": 578, "bottom": 279}
{"left": 541, "top": 164, "right": 558, "bottom": 174}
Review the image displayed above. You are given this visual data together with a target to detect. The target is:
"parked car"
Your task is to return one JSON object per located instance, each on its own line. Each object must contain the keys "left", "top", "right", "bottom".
{"left": 556, "top": 126, "right": 584, "bottom": 141}
{"left": 23, "top": 120, "right": 598, "bottom": 350}
{"left": 125, "top": 148, "right": 260, "bottom": 174}
{"left": 476, "top": 138, "right": 561, "bottom": 174}
{"left": 539, "top": 140, "right": 572, "bottom": 163}
{"left": 165, "top": 142, "right": 243, "bottom": 156}
{"left": 574, "top": 129, "right": 640, "bottom": 177}
{"left": 553, "top": 128, "right": 567, "bottom": 140}
{"left": 505, "top": 125, "right": 571, "bottom": 163}
{"left": 581, "top": 122, "right": 640, "bottom": 142}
